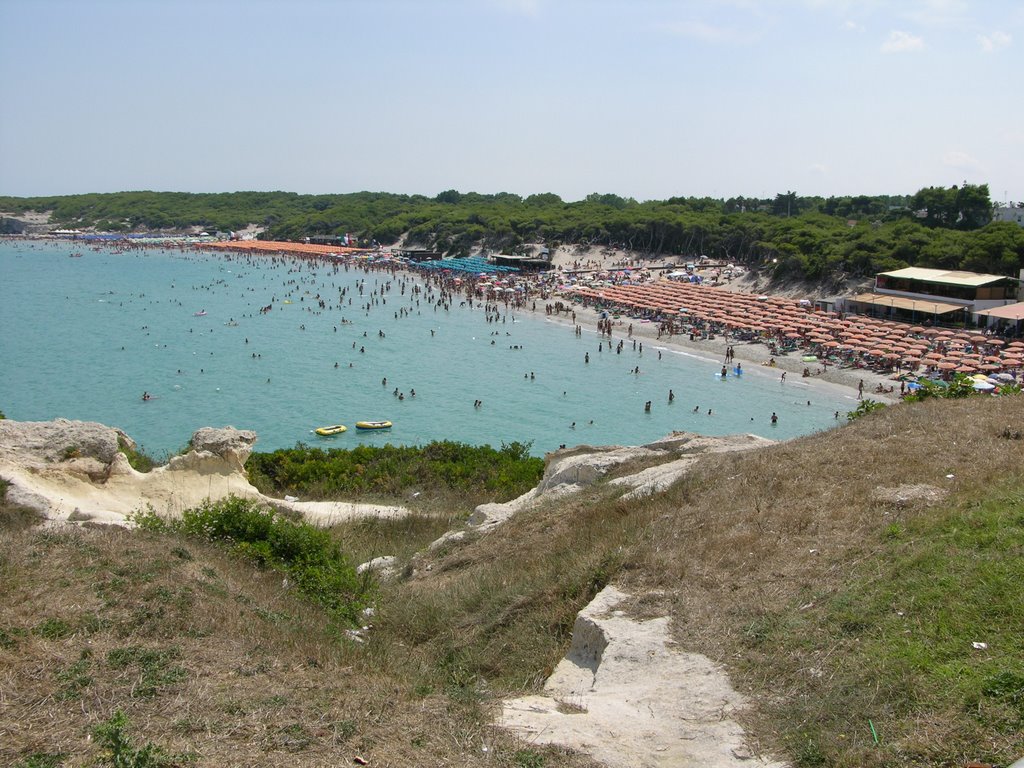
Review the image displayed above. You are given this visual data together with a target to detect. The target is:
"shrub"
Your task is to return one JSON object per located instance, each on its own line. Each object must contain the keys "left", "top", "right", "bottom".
{"left": 118, "top": 438, "right": 157, "bottom": 473}
{"left": 846, "top": 399, "right": 886, "bottom": 421}
{"left": 246, "top": 440, "right": 544, "bottom": 505}
{"left": 92, "top": 710, "right": 180, "bottom": 767}
{"left": 138, "top": 496, "right": 370, "bottom": 626}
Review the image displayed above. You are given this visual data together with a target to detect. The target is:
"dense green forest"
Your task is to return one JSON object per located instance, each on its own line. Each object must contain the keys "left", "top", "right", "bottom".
{"left": 2, "top": 185, "right": 1023, "bottom": 283}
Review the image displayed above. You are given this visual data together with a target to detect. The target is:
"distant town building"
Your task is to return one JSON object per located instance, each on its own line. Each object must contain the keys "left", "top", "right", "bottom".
{"left": 993, "top": 205, "right": 1024, "bottom": 226}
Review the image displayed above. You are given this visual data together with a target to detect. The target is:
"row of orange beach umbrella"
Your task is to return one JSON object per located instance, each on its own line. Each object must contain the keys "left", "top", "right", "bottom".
{"left": 562, "top": 281, "right": 1023, "bottom": 376}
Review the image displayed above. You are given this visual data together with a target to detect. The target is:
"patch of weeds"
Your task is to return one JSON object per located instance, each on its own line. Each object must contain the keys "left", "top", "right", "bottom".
{"left": 846, "top": 399, "right": 887, "bottom": 421}
{"left": 56, "top": 651, "right": 93, "bottom": 701}
{"left": 128, "top": 505, "right": 167, "bottom": 532}
{"left": 13, "top": 754, "right": 67, "bottom": 768}
{"left": 199, "top": 580, "right": 228, "bottom": 599}
{"left": 0, "top": 501, "right": 45, "bottom": 532}
{"left": 273, "top": 723, "right": 313, "bottom": 752}
{"left": 253, "top": 606, "right": 290, "bottom": 624}
{"left": 742, "top": 613, "right": 783, "bottom": 648}
{"left": 118, "top": 438, "right": 158, "bottom": 473}
{"left": 34, "top": 617, "right": 73, "bottom": 640}
{"left": 979, "top": 670, "right": 1024, "bottom": 727}
{"left": 106, "top": 646, "right": 187, "bottom": 698}
{"left": 61, "top": 445, "right": 81, "bottom": 460}
{"left": 221, "top": 700, "right": 246, "bottom": 716}
{"left": 92, "top": 710, "right": 184, "bottom": 767}
{"left": 514, "top": 749, "right": 546, "bottom": 768}
{"left": 170, "top": 546, "right": 193, "bottom": 561}
{"left": 171, "top": 717, "right": 206, "bottom": 736}
{"left": 0, "top": 625, "right": 27, "bottom": 649}
{"left": 80, "top": 612, "right": 111, "bottom": 635}
{"left": 332, "top": 719, "right": 357, "bottom": 743}
{"left": 792, "top": 735, "right": 827, "bottom": 767}
{"left": 883, "top": 522, "right": 904, "bottom": 540}
{"left": 982, "top": 670, "right": 1024, "bottom": 706}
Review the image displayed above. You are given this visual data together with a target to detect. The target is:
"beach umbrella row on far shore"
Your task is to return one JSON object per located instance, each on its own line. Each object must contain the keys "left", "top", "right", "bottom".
{"left": 559, "top": 281, "right": 1022, "bottom": 376}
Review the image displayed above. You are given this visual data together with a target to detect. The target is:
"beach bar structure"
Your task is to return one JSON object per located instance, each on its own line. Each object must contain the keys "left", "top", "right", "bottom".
{"left": 842, "top": 267, "right": 1019, "bottom": 324}
{"left": 975, "top": 302, "right": 1024, "bottom": 334}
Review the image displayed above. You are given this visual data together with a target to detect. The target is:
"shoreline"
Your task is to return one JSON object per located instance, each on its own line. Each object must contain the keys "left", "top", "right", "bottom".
{"left": 528, "top": 306, "right": 900, "bottom": 408}
{"left": 6, "top": 236, "right": 900, "bottom": 436}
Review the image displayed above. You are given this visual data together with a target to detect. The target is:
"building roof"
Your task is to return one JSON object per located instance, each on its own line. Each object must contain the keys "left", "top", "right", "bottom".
{"left": 851, "top": 292, "right": 966, "bottom": 315}
{"left": 975, "top": 302, "right": 1024, "bottom": 320}
{"left": 878, "top": 267, "right": 1010, "bottom": 287}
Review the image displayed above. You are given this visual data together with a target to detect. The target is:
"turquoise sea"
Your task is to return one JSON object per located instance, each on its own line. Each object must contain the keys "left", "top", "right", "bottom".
{"left": 0, "top": 239, "right": 858, "bottom": 457}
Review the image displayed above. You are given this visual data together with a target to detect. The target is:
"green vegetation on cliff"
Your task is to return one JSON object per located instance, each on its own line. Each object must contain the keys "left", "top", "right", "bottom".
{"left": 246, "top": 440, "right": 544, "bottom": 509}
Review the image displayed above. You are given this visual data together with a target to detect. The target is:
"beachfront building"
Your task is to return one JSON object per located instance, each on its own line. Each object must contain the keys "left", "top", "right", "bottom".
{"left": 974, "top": 301, "right": 1024, "bottom": 335}
{"left": 842, "top": 267, "right": 1019, "bottom": 325}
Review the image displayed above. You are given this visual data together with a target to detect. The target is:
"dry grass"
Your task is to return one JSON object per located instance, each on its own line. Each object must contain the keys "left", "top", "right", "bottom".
{"left": 2, "top": 395, "right": 1023, "bottom": 767}
{"left": 0, "top": 526, "right": 596, "bottom": 767}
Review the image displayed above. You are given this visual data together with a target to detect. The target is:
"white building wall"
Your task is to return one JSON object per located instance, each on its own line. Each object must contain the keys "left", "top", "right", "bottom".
{"left": 993, "top": 205, "right": 1024, "bottom": 226}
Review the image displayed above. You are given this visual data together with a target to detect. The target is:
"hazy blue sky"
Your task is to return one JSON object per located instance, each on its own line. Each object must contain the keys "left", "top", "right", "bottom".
{"left": 1, "top": 0, "right": 1021, "bottom": 202}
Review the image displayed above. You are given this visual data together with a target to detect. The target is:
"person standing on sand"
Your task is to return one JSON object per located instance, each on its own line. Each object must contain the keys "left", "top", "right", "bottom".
{"left": 858, "top": 379, "right": 864, "bottom": 399}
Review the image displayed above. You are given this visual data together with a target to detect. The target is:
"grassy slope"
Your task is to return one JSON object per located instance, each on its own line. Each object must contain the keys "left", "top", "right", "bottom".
{"left": 2, "top": 396, "right": 1023, "bottom": 767}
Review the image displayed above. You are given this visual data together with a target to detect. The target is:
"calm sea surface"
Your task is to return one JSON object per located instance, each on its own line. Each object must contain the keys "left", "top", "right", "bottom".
{"left": 0, "top": 239, "right": 857, "bottom": 458}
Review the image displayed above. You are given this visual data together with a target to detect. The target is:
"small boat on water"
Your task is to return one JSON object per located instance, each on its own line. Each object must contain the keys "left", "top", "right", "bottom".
{"left": 355, "top": 420, "right": 392, "bottom": 430}
{"left": 315, "top": 424, "right": 347, "bottom": 436}
{"left": 194, "top": 310, "right": 207, "bottom": 316}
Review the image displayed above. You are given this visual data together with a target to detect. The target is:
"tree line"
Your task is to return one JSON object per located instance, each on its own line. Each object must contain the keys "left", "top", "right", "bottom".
{"left": 2, "top": 184, "right": 1022, "bottom": 283}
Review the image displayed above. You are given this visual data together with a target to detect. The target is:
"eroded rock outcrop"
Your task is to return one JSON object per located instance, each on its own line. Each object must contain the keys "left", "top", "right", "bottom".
{"left": 464, "top": 431, "right": 773, "bottom": 534}
{"left": 500, "top": 585, "right": 786, "bottom": 768}
{"left": 0, "top": 418, "right": 129, "bottom": 466}
{"left": 0, "top": 419, "right": 407, "bottom": 527}
{"left": 187, "top": 426, "right": 258, "bottom": 471}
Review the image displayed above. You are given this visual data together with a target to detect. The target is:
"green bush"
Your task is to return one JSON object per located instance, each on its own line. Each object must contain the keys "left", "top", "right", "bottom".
{"left": 136, "top": 496, "right": 370, "bottom": 626}
{"left": 846, "top": 399, "right": 886, "bottom": 421}
{"left": 246, "top": 440, "right": 544, "bottom": 505}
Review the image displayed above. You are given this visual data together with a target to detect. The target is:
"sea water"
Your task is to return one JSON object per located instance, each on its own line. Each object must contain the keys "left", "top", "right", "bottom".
{"left": 0, "top": 239, "right": 857, "bottom": 458}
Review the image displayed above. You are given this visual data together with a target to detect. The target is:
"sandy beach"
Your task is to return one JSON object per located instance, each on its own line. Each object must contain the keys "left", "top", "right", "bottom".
{"left": 539, "top": 244, "right": 901, "bottom": 404}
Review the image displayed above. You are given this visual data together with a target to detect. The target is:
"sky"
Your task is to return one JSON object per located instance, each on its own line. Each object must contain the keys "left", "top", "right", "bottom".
{"left": 1, "top": 0, "right": 1022, "bottom": 203}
